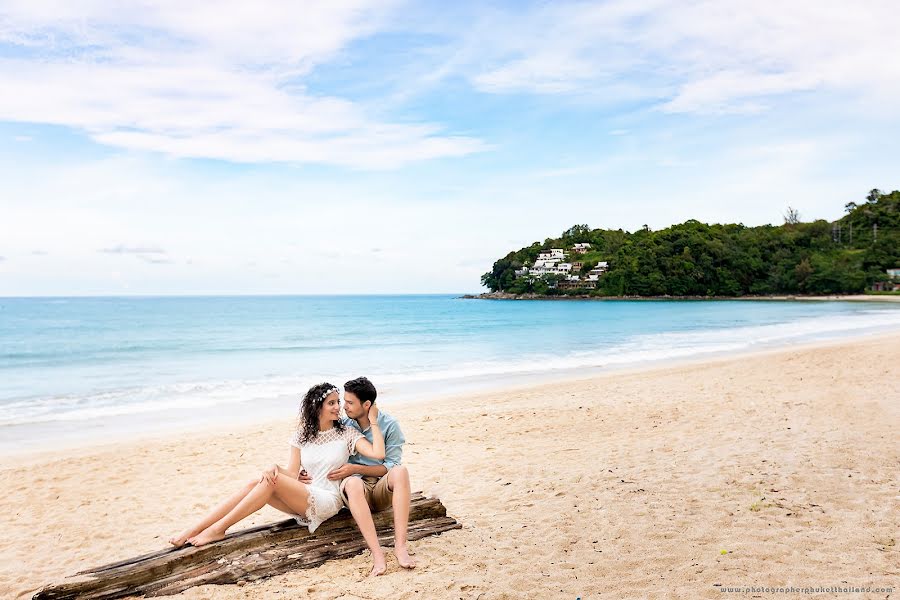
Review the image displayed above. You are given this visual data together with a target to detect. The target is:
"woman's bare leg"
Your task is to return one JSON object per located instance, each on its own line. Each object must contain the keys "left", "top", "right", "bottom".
{"left": 169, "top": 479, "right": 256, "bottom": 547}
{"left": 188, "top": 475, "right": 311, "bottom": 547}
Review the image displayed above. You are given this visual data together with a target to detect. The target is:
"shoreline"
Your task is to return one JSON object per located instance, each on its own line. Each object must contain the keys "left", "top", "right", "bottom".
{"left": 5, "top": 327, "right": 900, "bottom": 465}
{"left": 3, "top": 333, "right": 897, "bottom": 598}
{"left": 463, "top": 292, "right": 900, "bottom": 302}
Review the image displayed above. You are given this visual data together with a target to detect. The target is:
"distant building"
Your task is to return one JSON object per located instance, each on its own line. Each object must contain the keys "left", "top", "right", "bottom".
{"left": 872, "top": 268, "right": 900, "bottom": 291}
{"left": 535, "top": 249, "right": 566, "bottom": 267}
{"left": 558, "top": 275, "right": 584, "bottom": 290}
{"left": 573, "top": 243, "right": 591, "bottom": 254}
{"left": 588, "top": 261, "right": 609, "bottom": 277}
{"left": 524, "top": 250, "right": 580, "bottom": 283}
{"left": 571, "top": 261, "right": 584, "bottom": 272}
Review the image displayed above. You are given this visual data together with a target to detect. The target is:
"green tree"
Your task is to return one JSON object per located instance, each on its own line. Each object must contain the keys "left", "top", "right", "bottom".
{"left": 481, "top": 189, "right": 900, "bottom": 296}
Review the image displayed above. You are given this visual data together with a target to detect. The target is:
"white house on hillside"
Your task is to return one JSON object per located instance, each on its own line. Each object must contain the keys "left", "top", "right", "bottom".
{"left": 515, "top": 248, "right": 597, "bottom": 282}
{"left": 586, "top": 261, "right": 609, "bottom": 277}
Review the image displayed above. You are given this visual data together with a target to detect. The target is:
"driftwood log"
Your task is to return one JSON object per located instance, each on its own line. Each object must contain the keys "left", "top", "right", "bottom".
{"left": 33, "top": 493, "right": 460, "bottom": 600}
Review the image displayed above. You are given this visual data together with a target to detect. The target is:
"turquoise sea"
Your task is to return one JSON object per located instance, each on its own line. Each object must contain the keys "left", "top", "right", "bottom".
{"left": 2, "top": 295, "right": 899, "bottom": 454}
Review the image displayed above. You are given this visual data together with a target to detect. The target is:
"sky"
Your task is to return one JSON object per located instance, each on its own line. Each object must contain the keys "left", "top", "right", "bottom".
{"left": 1, "top": 0, "right": 899, "bottom": 295}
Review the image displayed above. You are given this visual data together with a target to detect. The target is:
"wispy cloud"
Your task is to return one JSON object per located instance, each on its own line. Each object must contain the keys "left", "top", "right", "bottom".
{"left": 460, "top": 0, "right": 900, "bottom": 114}
{"left": 0, "top": 0, "right": 484, "bottom": 168}
{"left": 139, "top": 256, "right": 174, "bottom": 265}
{"left": 99, "top": 245, "right": 166, "bottom": 255}
{"left": 99, "top": 244, "right": 174, "bottom": 264}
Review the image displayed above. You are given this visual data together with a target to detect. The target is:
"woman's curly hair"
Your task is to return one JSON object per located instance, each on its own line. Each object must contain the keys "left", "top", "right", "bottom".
{"left": 296, "top": 382, "right": 344, "bottom": 444}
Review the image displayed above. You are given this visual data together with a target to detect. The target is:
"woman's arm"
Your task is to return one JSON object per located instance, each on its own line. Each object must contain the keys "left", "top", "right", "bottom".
{"left": 285, "top": 446, "right": 302, "bottom": 478}
{"left": 353, "top": 404, "right": 386, "bottom": 460}
{"left": 262, "top": 447, "right": 302, "bottom": 484}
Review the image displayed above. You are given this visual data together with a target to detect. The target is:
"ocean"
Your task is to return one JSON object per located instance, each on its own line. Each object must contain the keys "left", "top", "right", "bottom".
{"left": 2, "top": 295, "right": 899, "bottom": 454}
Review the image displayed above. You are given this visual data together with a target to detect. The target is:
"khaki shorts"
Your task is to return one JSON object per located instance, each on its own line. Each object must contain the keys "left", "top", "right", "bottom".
{"left": 340, "top": 473, "right": 393, "bottom": 512}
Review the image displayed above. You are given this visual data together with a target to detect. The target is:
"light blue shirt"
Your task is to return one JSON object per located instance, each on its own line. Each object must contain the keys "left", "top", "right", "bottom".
{"left": 342, "top": 412, "right": 404, "bottom": 470}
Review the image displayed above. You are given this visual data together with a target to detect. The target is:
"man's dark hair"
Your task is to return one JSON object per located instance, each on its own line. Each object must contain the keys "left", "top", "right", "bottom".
{"left": 344, "top": 376, "right": 377, "bottom": 404}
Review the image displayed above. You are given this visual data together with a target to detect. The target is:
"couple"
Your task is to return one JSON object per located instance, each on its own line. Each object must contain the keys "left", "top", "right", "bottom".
{"left": 169, "top": 377, "right": 415, "bottom": 576}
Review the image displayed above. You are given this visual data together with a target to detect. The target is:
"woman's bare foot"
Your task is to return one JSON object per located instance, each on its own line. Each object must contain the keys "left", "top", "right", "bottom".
{"left": 369, "top": 549, "right": 387, "bottom": 577}
{"left": 187, "top": 525, "right": 226, "bottom": 547}
{"left": 393, "top": 545, "right": 416, "bottom": 569}
{"left": 168, "top": 528, "right": 198, "bottom": 548}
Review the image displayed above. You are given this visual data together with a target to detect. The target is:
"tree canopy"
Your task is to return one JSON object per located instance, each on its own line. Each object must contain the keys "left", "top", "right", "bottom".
{"left": 481, "top": 190, "right": 900, "bottom": 296}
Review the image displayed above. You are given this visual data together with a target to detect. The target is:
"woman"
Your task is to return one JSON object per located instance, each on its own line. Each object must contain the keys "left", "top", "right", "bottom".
{"left": 169, "top": 382, "right": 385, "bottom": 547}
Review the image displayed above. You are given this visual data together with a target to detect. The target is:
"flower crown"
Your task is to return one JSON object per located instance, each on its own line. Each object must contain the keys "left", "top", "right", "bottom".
{"left": 319, "top": 385, "right": 340, "bottom": 403}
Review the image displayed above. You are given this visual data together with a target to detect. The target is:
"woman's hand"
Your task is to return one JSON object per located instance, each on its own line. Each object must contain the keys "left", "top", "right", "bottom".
{"left": 260, "top": 464, "right": 279, "bottom": 485}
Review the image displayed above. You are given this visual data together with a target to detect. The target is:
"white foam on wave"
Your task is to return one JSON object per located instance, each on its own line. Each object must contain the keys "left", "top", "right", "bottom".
{"left": 0, "top": 374, "right": 334, "bottom": 426}
{"left": 377, "top": 308, "right": 900, "bottom": 383}
{"left": 2, "top": 308, "right": 899, "bottom": 427}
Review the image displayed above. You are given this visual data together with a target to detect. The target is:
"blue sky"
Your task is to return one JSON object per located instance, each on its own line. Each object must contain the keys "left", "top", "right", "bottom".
{"left": 1, "top": 0, "right": 899, "bottom": 295}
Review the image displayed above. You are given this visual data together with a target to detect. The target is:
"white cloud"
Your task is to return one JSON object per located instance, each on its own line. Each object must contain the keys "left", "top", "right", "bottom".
{"left": 99, "top": 244, "right": 175, "bottom": 264}
{"left": 0, "top": 0, "right": 484, "bottom": 168}
{"left": 464, "top": 0, "right": 900, "bottom": 114}
{"left": 99, "top": 244, "right": 167, "bottom": 255}
{"left": 0, "top": 0, "right": 384, "bottom": 66}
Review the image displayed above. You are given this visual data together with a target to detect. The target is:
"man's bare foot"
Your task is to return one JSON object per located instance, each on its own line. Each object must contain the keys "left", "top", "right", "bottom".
{"left": 369, "top": 550, "right": 387, "bottom": 577}
{"left": 393, "top": 545, "right": 416, "bottom": 569}
{"left": 187, "top": 525, "right": 226, "bottom": 547}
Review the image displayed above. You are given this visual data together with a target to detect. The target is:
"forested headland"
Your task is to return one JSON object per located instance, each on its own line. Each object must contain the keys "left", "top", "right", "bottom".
{"left": 480, "top": 189, "right": 900, "bottom": 297}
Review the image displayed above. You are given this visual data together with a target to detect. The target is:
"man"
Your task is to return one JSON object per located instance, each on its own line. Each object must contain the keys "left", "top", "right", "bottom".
{"left": 301, "top": 376, "right": 415, "bottom": 576}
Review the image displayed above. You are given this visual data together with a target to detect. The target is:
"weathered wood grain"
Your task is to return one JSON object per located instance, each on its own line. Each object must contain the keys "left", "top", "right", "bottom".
{"left": 33, "top": 493, "right": 460, "bottom": 599}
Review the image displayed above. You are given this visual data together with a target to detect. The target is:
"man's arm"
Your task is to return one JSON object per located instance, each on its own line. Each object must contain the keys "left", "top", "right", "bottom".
{"left": 382, "top": 420, "right": 405, "bottom": 469}
{"left": 327, "top": 463, "right": 387, "bottom": 480}
{"left": 348, "top": 463, "right": 388, "bottom": 477}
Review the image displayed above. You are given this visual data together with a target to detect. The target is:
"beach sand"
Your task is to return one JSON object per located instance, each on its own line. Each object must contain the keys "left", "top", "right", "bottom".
{"left": 2, "top": 334, "right": 898, "bottom": 599}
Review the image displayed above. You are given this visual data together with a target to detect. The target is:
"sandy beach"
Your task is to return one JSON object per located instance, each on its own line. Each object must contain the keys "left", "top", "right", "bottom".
{"left": 2, "top": 334, "right": 898, "bottom": 599}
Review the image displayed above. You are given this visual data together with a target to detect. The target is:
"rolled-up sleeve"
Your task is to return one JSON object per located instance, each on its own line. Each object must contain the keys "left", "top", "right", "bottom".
{"left": 383, "top": 421, "right": 405, "bottom": 469}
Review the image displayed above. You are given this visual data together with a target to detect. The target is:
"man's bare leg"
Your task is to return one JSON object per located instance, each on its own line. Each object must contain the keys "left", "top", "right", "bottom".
{"left": 344, "top": 478, "right": 387, "bottom": 576}
{"left": 387, "top": 465, "right": 415, "bottom": 568}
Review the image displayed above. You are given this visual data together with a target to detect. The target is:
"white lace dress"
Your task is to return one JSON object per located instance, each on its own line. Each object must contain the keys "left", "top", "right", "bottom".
{"left": 288, "top": 425, "right": 364, "bottom": 532}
